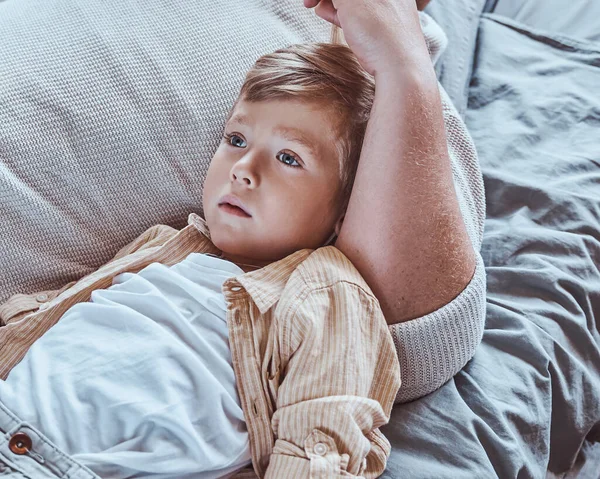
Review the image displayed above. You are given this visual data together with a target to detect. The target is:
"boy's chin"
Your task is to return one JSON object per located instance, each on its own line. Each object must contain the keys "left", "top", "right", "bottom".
{"left": 211, "top": 234, "right": 252, "bottom": 258}
{"left": 213, "top": 237, "right": 291, "bottom": 265}
{"left": 207, "top": 223, "right": 307, "bottom": 261}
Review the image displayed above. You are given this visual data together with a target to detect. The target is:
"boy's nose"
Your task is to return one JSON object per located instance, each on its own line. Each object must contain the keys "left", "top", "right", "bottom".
{"left": 231, "top": 172, "right": 253, "bottom": 186}
{"left": 230, "top": 160, "right": 259, "bottom": 188}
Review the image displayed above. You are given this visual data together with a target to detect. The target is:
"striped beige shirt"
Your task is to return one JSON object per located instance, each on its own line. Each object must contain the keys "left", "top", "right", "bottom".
{"left": 0, "top": 212, "right": 401, "bottom": 478}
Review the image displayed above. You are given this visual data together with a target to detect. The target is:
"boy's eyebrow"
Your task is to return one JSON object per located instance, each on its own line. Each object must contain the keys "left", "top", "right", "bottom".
{"left": 229, "top": 114, "right": 321, "bottom": 159}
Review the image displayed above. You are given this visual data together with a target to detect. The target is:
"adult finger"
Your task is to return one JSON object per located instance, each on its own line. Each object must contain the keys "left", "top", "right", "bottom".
{"left": 314, "top": 0, "right": 341, "bottom": 27}
{"left": 303, "top": 0, "right": 320, "bottom": 8}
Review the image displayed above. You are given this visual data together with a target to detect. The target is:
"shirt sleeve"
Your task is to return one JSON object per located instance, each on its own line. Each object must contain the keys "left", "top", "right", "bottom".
{"left": 109, "top": 224, "right": 178, "bottom": 262}
{"left": 0, "top": 224, "right": 177, "bottom": 326}
{"left": 0, "top": 280, "right": 78, "bottom": 326}
{"left": 265, "top": 281, "right": 401, "bottom": 478}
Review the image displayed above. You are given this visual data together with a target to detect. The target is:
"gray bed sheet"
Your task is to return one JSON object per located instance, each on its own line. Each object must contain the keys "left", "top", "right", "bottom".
{"left": 382, "top": 13, "right": 600, "bottom": 478}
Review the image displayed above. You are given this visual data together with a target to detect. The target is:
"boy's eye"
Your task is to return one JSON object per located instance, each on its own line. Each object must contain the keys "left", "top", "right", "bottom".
{"left": 223, "top": 133, "right": 302, "bottom": 168}
{"left": 223, "top": 133, "right": 246, "bottom": 148}
{"left": 276, "top": 152, "right": 301, "bottom": 168}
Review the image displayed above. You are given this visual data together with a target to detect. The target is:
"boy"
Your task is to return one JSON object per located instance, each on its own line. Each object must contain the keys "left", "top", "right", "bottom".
{"left": 0, "top": 6, "right": 403, "bottom": 479}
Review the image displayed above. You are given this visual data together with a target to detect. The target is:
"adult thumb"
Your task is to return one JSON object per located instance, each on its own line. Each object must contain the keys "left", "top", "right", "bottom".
{"left": 314, "top": 0, "right": 341, "bottom": 28}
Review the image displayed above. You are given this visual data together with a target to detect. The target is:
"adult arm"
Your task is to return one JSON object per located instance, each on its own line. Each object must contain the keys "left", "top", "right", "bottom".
{"left": 334, "top": 6, "right": 487, "bottom": 403}
{"left": 334, "top": 6, "right": 477, "bottom": 325}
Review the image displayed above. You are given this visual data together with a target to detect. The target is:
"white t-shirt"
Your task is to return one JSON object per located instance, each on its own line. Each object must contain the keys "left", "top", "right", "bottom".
{"left": 0, "top": 253, "right": 253, "bottom": 479}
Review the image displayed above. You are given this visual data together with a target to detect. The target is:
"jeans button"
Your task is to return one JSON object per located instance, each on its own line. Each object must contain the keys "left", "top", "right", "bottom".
{"left": 9, "top": 432, "right": 32, "bottom": 455}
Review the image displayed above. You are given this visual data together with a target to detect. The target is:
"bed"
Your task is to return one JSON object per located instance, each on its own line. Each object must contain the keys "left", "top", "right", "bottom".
{"left": 1, "top": 0, "right": 598, "bottom": 477}
{"left": 380, "top": 2, "right": 600, "bottom": 477}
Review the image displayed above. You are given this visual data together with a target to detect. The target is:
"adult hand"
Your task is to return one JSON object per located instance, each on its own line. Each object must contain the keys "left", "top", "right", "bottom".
{"left": 303, "top": 0, "right": 428, "bottom": 77}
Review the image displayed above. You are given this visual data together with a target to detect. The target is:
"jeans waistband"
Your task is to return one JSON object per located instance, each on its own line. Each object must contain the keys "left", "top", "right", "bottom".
{"left": 0, "top": 398, "right": 100, "bottom": 479}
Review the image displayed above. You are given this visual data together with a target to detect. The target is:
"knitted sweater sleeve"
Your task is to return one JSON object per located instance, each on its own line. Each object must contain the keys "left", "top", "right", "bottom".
{"left": 389, "top": 12, "right": 487, "bottom": 404}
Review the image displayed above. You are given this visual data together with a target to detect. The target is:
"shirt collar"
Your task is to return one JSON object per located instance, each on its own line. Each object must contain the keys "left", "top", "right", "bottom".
{"left": 187, "top": 212, "right": 212, "bottom": 239}
{"left": 187, "top": 212, "right": 313, "bottom": 314}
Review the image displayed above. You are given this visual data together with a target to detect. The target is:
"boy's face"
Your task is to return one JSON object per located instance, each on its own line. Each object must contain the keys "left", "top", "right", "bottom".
{"left": 202, "top": 97, "right": 344, "bottom": 265}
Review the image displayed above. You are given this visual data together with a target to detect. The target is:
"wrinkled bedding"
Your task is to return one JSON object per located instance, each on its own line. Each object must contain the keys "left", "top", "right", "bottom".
{"left": 485, "top": 0, "right": 600, "bottom": 44}
{"left": 382, "top": 13, "right": 600, "bottom": 478}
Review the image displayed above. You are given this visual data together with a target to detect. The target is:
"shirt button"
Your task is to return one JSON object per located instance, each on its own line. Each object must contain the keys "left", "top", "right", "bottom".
{"left": 9, "top": 432, "right": 32, "bottom": 455}
{"left": 314, "top": 442, "right": 327, "bottom": 456}
{"left": 39, "top": 303, "right": 49, "bottom": 310}
{"left": 36, "top": 294, "right": 48, "bottom": 302}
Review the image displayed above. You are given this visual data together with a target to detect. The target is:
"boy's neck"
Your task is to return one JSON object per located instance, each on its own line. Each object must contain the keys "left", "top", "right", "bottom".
{"left": 218, "top": 253, "right": 270, "bottom": 273}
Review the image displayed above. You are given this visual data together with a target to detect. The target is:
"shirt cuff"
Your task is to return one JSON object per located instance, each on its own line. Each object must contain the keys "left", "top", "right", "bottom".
{"left": 265, "top": 429, "right": 357, "bottom": 479}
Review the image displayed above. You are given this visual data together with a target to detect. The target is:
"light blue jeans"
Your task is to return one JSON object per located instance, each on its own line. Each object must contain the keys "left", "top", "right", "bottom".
{"left": 0, "top": 400, "right": 99, "bottom": 479}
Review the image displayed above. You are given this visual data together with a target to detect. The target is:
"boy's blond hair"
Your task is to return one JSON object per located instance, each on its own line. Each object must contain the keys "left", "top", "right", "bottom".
{"left": 227, "top": 25, "right": 375, "bottom": 213}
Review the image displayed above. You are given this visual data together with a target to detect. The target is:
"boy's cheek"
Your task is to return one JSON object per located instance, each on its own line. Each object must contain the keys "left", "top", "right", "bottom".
{"left": 202, "top": 164, "right": 222, "bottom": 209}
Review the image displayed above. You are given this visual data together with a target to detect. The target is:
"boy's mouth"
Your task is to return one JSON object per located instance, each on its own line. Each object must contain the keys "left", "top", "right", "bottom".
{"left": 219, "top": 203, "right": 252, "bottom": 218}
{"left": 218, "top": 194, "right": 252, "bottom": 218}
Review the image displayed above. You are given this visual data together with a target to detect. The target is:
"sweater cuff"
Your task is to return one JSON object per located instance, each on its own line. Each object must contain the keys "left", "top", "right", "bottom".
{"left": 389, "top": 252, "right": 487, "bottom": 403}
